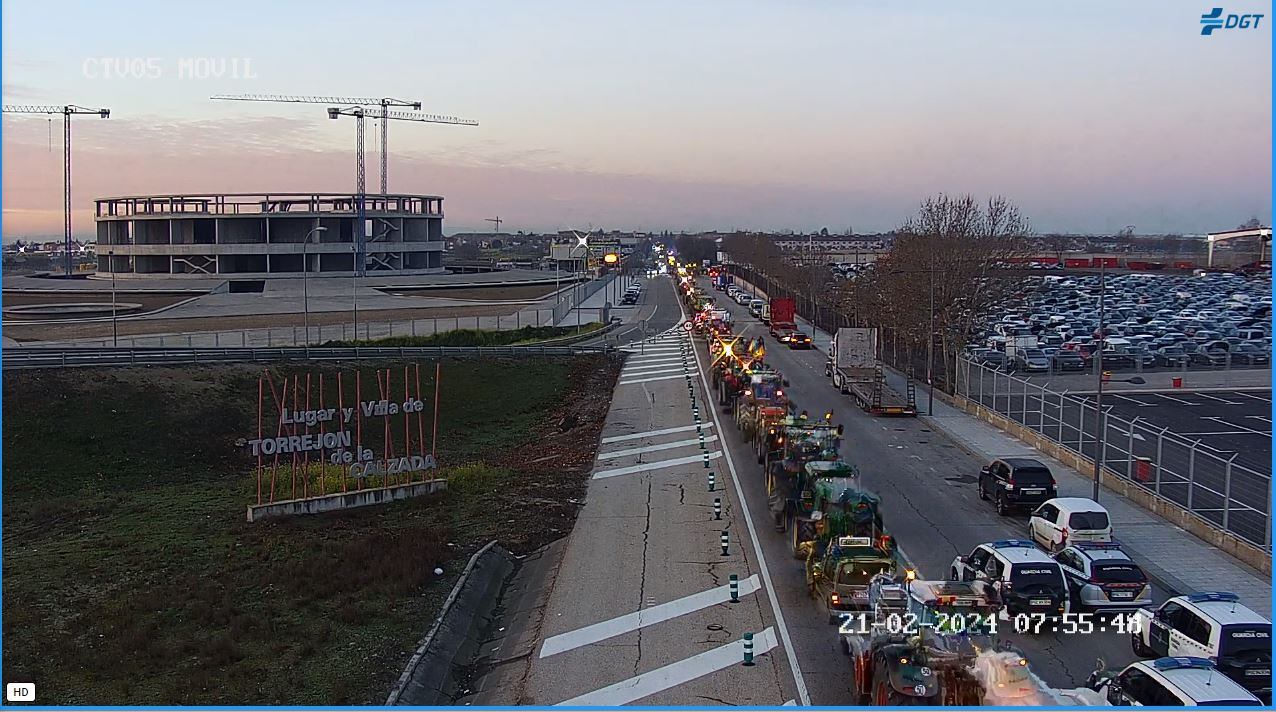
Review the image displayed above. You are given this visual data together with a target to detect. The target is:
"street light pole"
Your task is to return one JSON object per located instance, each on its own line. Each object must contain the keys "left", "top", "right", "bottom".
{"left": 109, "top": 249, "right": 118, "bottom": 347}
{"left": 927, "top": 261, "right": 935, "bottom": 416}
{"left": 1092, "top": 261, "right": 1106, "bottom": 500}
{"left": 301, "top": 225, "right": 328, "bottom": 347}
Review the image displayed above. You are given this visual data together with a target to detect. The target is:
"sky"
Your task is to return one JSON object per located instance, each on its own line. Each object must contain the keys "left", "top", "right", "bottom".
{"left": 1, "top": 0, "right": 1271, "bottom": 240}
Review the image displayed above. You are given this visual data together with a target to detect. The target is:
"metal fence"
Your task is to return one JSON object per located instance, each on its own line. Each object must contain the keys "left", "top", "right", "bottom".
{"left": 17, "top": 307, "right": 619, "bottom": 350}
{"left": 2, "top": 344, "right": 618, "bottom": 370}
{"left": 956, "top": 357, "right": 1271, "bottom": 550}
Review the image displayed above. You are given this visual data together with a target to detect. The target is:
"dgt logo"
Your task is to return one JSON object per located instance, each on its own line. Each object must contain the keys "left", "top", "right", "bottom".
{"left": 1201, "top": 7, "right": 1264, "bottom": 34}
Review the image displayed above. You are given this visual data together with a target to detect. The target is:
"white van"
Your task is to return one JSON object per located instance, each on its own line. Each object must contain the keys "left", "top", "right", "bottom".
{"left": 1029, "top": 498, "right": 1113, "bottom": 552}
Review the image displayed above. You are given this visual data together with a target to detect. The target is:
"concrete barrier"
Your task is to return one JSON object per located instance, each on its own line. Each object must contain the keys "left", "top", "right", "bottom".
{"left": 245, "top": 479, "right": 447, "bottom": 522}
{"left": 386, "top": 540, "right": 517, "bottom": 705}
{"left": 952, "top": 394, "right": 1271, "bottom": 575}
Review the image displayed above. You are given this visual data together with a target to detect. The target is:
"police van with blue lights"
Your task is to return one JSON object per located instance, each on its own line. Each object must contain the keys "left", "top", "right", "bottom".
{"left": 1087, "top": 656, "right": 1263, "bottom": 706}
{"left": 949, "top": 539, "right": 1069, "bottom": 618}
{"left": 1130, "top": 592, "right": 1271, "bottom": 702}
{"left": 1051, "top": 542, "right": 1151, "bottom": 611}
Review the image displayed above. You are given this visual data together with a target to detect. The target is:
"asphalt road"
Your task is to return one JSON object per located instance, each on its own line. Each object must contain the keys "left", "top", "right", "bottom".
{"left": 692, "top": 278, "right": 1159, "bottom": 701}
{"left": 965, "top": 367, "right": 1271, "bottom": 547}
{"left": 580, "top": 276, "right": 683, "bottom": 348}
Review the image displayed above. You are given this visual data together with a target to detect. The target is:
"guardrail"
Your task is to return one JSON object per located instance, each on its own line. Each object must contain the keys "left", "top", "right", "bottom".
{"left": 2, "top": 344, "right": 618, "bottom": 369}
{"left": 955, "top": 356, "right": 1271, "bottom": 551}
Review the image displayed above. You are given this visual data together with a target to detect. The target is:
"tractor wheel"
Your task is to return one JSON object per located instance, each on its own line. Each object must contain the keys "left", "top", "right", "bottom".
{"left": 872, "top": 660, "right": 938, "bottom": 706}
{"left": 790, "top": 516, "right": 802, "bottom": 558}
{"left": 851, "top": 652, "right": 870, "bottom": 704}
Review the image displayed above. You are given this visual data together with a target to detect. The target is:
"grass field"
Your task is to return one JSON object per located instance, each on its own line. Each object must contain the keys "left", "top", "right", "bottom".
{"left": 2, "top": 357, "right": 619, "bottom": 705}
{"left": 319, "top": 322, "right": 604, "bottom": 348}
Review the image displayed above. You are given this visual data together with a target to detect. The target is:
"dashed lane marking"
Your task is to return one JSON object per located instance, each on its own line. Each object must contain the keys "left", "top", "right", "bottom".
{"left": 619, "top": 374, "right": 691, "bottom": 386}
{"left": 538, "top": 575, "right": 762, "bottom": 658}
{"left": 555, "top": 627, "right": 779, "bottom": 706}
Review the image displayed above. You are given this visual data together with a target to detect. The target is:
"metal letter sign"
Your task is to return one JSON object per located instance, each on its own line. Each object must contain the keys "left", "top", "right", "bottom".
{"left": 245, "top": 365, "right": 441, "bottom": 506}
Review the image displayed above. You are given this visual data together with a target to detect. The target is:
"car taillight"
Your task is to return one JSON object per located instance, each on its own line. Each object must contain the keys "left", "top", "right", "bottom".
{"left": 830, "top": 593, "right": 841, "bottom": 605}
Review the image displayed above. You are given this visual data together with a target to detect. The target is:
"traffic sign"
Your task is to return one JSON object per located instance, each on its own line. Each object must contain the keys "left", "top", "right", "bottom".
{"left": 683, "top": 321, "right": 693, "bottom": 331}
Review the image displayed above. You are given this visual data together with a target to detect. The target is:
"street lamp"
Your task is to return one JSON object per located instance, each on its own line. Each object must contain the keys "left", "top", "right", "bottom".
{"left": 1092, "top": 373, "right": 1146, "bottom": 500}
{"left": 301, "top": 225, "right": 329, "bottom": 347}
{"left": 108, "top": 249, "right": 118, "bottom": 347}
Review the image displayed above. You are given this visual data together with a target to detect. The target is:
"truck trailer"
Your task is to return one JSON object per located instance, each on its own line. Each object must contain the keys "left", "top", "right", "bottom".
{"left": 826, "top": 328, "right": 916, "bottom": 417}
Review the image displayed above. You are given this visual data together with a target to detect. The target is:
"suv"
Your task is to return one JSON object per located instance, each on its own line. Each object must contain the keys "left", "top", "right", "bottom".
{"left": 1028, "top": 498, "right": 1112, "bottom": 552}
{"left": 1051, "top": 543, "right": 1151, "bottom": 610}
{"left": 1131, "top": 592, "right": 1272, "bottom": 702}
{"left": 1089, "top": 657, "right": 1262, "bottom": 706}
{"left": 977, "top": 458, "right": 1057, "bottom": 515}
{"left": 949, "top": 540, "right": 1069, "bottom": 618}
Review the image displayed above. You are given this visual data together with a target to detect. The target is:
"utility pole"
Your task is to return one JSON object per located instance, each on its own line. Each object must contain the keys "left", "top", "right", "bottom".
{"left": 3, "top": 104, "right": 110, "bottom": 277}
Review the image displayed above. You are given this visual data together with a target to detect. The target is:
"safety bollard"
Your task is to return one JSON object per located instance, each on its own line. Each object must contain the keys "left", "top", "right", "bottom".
{"left": 714, "top": 498, "right": 722, "bottom": 520}
{"left": 742, "top": 632, "right": 754, "bottom": 666}
{"left": 703, "top": 452, "right": 711, "bottom": 468}
{"left": 709, "top": 472, "right": 716, "bottom": 491}
{"left": 720, "top": 530, "right": 729, "bottom": 556}
{"left": 729, "top": 574, "right": 739, "bottom": 602}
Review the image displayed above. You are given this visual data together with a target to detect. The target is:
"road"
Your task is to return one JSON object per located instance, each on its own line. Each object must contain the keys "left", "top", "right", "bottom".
{"left": 692, "top": 277, "right": 1157, "bottom": 700}
{"left": 963, "top": 363, "right": 1271, "bottom": 547}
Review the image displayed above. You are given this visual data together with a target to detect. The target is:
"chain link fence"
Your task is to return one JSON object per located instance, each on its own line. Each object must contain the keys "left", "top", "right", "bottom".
{"left": 956, "top": 357, "right": 1271, "bottom": 550}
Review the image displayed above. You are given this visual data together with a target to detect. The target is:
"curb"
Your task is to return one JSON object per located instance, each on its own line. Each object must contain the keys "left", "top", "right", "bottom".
{"left": 385, "top": 539, "right": 499, "bottom": 706}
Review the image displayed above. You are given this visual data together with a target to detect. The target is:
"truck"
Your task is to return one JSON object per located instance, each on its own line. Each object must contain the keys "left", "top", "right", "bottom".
{"left": 767, "top": 297, "right": 797, "bottom": 338}
{"left": 1003, "top": 335, "right": 1039, "bottom": 366}
{"left": 826, "top": 328, "right": 917, "bottom": 417}
{"left": 713, "top": 272, "right": 733, "bottom": 291}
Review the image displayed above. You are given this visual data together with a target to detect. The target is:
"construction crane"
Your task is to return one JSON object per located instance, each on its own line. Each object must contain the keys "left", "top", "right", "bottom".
{"left": 209, "top": 94, "right": 476, "bottom": 194}
{"left": 485, "top": 216, "right": 503, "bottom": 233}
{"left": 327, "top": 106, "right": 479, "bottom": 276}
{"left": 2, "top": 104, "right": 110, "bottom": 277}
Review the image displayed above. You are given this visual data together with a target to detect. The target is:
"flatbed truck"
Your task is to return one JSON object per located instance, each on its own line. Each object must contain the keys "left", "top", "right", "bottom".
{"left": 826, "top": 327, "right": 916, "bottom": 417}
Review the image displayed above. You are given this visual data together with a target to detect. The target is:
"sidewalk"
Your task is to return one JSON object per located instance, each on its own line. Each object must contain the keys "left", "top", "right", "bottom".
{"left": 730, "top": 275, "right": 1272, "bottom": 615}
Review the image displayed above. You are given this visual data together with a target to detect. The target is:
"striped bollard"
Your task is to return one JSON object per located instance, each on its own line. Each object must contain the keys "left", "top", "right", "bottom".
{"left": 729, "top": 574, "right": 739, "bottom": 602}
{"left": 720, "top": 530, "right": 729, "bottom": 556}
{"left": 714, "top": 497, "right": 722, "bottom": 520}
{"left": 703, "top": 451, "right": 711, "bottom": 468}
{"left": 708, "top": 472, "right": 716, "bottom": 491}
{"left": 742, "top": 632, "right": 755, "bottom": 666}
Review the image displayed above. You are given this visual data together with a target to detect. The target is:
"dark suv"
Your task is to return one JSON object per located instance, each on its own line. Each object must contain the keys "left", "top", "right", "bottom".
{"left": 978, "top": 457, "right": 1058, "bottom": 516}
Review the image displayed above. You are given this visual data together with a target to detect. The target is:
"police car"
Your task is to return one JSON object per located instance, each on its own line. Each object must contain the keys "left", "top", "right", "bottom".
{"left": 1089, "top": 657, "right": 1262, "bottom": 706}
{"left": 1051, "top": 542, "right": 1151, "bottom": 610}
{"left": 949, "top": 540, "right": 1069, "bottom": 618}
{"left": 1131, "top": 591, "right": 1271, "bottom": 702}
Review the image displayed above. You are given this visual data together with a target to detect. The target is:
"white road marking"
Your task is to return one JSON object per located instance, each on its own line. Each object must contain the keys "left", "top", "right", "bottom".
{"left": 1182, "top": 431, "right": 1261, "bottom": 436}
{"left": 1246, "top": 415, "right": 1273, "bottom": 424}
{"left": 622, "top": 356, "right": 687, "bottom": 367}
{"left": 597, "top": 435, "right": 720, "bottom": 461}
{"left": 1237, "top": 391, "right": 1273, "bottom": 403}
{"left": 622, "top": 366, "right": 688, "bottom": 379}
{"left": 621, "top": 346, "right": 686, "bottom": 355}
{"left": 1194, "top": 393, "right": 1243, "bottom": 405}
{"left": 1203, "top": 416, "right": 1271, "bottom": 437}
{"left": 555, "top": 627, "right": 779, "bottom": 706}
{"left": 684, "top": 296, "right": 811, "bottom": 706}
{"left": 601, "top": 423, "right": 716, "bottom": 444}
{"left": 782, "top": 700, "right": 797, "bottom": 706}
{"left": 619, "top": 373, "right": 691, "bottom": 386}
{"left": 1154, "top": 393, "right": 1200, "bottom": 406}
{"left": 592, "top": 451, "right": 722, "bottom": 479}
{"left": 538, "top": 575, "right": 762, "bottom": 658}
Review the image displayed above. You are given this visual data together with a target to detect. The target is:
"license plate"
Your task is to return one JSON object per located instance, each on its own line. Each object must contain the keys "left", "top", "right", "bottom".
{"left": 1110, "top": 591, "right": 1134, "bottom": 599}
{"left": 1030, "top": 598, "right": 1051, "bottom": 606}
{"left": 1021, "top": 488, "right": 1044, "bottom": 494}
{"left": 1246, "top": 669, "right": 1269, "bottom": 676}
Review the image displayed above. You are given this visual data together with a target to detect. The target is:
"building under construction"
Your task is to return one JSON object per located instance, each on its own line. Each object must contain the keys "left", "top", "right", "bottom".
{"left": 94, "top": 192, "right": 445, "bottom": 278}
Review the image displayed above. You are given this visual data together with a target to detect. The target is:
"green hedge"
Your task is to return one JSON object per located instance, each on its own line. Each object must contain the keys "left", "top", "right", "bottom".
{"left": 320, "top": 322, "right": 604, "bottom": 348}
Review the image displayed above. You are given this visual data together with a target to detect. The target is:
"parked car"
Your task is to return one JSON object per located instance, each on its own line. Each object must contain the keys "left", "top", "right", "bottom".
{"left": 950, "top": 540, "right": 1070, "bottom": 618}
{"left": 1013, "top": 348, "right": 1051, "bottom": 373}
{"left": 1088, "top": 657, "right": 1263, "bottom": 706}
{"left": 978, "top": 458, "right": 1058, "bottom": 515}
{"left": 1028, "top": 498, "right": 1113, "bottom": 552}
{"left": 1051, "top": 350, "right": 1086, "bottom": 371}
{"left": 1231, "top": 342, "right": 1271, "bottom": 365}
{"left": 1154, "top": 345, "right": 1189, "bottom": 367}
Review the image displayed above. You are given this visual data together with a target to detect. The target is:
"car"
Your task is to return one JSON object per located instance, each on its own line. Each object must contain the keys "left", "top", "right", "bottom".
{"left": 1130, "top": 591, "right": 1272, "bottom": 701}
{"left": 1088, "top": 657, "right": 1263, "bottom": 706}
{"left": 949, "top": 540, "right": 1070, "bottom": 619}
{"left": 1154, "top": 345, "right": 1189, "bottom": 367}
{"left": 1013, "top": 348, "right": 1050, "bottom": 372}
{"left": 977, "top": 457, "right": 1058, "bottom": 515}
{"left": 1231, "top": 342, "right": 1271, "bottom": 365}
{"left": 735, "top": 292, "right": 752, "bottom": 306}
{"left": 1028, "top": 497, "right": 1112, "bottom": 552}
{"left": 621, "top": 293, "right": 639, "bottom": 305}
{"left": 786, "top": 330, "right": 812, "bottom": 349}
{"left": 977, "top": 350, "right": 1008, "bottom": 369}
{"left": 748, "top": 299, "right": 765, "bottom": 317}
{"left": 1051, "top": 542, "right": 1151, "bottom": 610}
{"left": 1050, "top": 350, "right": 1086, "bottom": 371}
{"left": 1189, "top": 347, "right": 1227, "bottom": 367}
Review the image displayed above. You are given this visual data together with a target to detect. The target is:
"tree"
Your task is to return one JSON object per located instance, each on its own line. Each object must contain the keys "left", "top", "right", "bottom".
{"left": 820, "top": 227, "right": 829, "bottom": 237}
{"left": 1238, "top": 216, "right": 1262, "bottom": 230}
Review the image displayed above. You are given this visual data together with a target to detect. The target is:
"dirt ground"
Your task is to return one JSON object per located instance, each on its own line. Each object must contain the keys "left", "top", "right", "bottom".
{"left": 385, "top": 283, "right": 561, "bottom": 301}
{"left": 3, "top": 303, "right": 557, "bottom": 342}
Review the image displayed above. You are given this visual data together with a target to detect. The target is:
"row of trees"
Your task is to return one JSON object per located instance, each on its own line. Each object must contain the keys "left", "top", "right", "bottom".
{"left": 721, "top": 194, "right": 1031, "bottom": 391}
